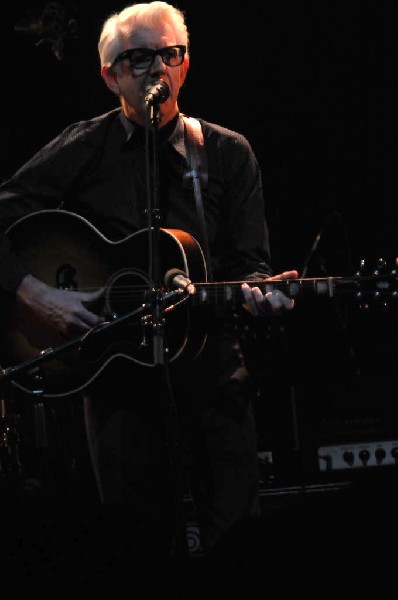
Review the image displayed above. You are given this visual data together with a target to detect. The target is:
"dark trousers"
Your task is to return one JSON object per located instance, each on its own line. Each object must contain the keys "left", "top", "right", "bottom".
{"left": 83, "top": 331, "right": 261, "bottom": 558}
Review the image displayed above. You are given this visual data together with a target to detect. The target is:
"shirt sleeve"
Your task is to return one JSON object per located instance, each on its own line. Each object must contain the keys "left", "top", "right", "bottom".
{"left": 0, "top": 120, "right": 103, "bottom": 296}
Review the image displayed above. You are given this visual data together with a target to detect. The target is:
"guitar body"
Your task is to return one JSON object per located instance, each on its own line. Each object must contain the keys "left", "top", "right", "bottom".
{"left": 0, "top": 210, "right": 207, "bottom": 397}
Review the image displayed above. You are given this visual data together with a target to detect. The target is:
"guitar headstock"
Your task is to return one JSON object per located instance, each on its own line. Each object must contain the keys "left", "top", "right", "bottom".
{"left": 355, "top": 257, "right": 398, "bottom": 311}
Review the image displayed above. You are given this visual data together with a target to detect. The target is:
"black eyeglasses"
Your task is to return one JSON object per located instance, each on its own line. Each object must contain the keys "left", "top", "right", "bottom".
{"left": 112, "top": 45, "right": 186, "bottom": 70}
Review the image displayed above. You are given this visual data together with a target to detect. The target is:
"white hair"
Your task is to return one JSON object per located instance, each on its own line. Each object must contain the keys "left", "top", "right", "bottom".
{"left": 98, "top": 1, "right": 189, "bottom": 67}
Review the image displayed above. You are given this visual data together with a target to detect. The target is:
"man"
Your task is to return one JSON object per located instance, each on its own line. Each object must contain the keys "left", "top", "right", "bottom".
{"left": 0, "top": 1, "right": 298, "bottom": 567}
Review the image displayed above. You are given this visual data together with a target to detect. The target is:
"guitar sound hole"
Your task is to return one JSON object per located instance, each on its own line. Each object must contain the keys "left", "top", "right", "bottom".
{"left": 105, "top": 270, "right": 148, "bottom": 320}
{"left": 56, "top": 263, "right": 77, "bottom": 290}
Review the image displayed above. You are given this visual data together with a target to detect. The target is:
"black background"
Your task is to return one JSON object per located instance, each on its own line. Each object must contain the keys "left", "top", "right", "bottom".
{"left": 1, "top": 1, "right": 398, "bottom": 487}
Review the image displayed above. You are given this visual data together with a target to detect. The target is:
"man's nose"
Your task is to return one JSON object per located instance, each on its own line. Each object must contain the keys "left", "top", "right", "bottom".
{"left": 150, "top": 54, "right": 166, "bottom": 75}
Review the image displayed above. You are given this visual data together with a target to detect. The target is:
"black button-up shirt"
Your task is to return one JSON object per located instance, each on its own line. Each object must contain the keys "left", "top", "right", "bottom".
{"left": 0, "top": 108, "right": 271, "bottom": 297}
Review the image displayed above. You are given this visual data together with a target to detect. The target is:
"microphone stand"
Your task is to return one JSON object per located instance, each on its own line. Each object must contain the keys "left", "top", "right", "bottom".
{"left": 144, "top": 100, "right": 189, "bottom": 562}
{"left": 0, "top": 381, "right": 24, "bottom": 500}
{"left": 145, "top": 101, "right": 165, "bottom": 365}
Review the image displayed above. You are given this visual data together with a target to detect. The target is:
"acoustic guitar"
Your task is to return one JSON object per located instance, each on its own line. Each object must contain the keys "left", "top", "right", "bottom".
{"left": 0, "top": 210, "right": 395, "bottom": 398}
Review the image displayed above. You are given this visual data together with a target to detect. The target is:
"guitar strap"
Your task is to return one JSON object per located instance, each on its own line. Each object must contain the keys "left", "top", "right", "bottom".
{"left": 182, "top": 115, "right": 213, "bottom": 281}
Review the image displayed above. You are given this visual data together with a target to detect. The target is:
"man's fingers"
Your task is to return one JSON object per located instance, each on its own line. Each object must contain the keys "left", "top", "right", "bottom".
{"left": 241, "top": 282, "right": 294, "bottom": 316}
{"left": 268, "top": 269, "right": 299, "bottom": 281}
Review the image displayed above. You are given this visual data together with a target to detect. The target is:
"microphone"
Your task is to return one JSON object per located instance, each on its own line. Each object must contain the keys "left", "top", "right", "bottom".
{"left": 164, "top": 268, "right": 194, "bottom": 293}
{"left": 144, "top": 80, "right": 170, "bottom": 105}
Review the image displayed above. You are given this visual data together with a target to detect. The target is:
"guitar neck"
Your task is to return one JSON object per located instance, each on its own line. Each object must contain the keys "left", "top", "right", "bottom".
{"left": 191, "top": 276, "right": 358, "bottom": 306}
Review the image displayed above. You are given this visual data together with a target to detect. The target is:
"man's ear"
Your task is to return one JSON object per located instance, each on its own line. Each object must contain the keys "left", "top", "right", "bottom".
{"left": 101, "top": 65, "right": 120, "bottom": 95}
{"left": 179, "top": 55, "right": 190, "bottom": 86}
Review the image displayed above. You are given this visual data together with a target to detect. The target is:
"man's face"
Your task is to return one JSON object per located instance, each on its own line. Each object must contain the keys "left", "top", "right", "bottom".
{"left": 102, "top": 22, "right": 189, "bottom": 127}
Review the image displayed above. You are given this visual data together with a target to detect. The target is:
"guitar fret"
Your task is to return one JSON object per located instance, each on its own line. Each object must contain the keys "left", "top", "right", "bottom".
{"left": 328, "top": 277, "right": 334, "bottom": 297}
{"left": 225, "top": 285, "right": 233, "bottom": 302}
{"left": 313, "top": 278, "right": 335, "bottom": 296}
{"left": 260, "top": 278, "right": 337, "bottom": 297}
{"left": 287, "top": 281, "right": 300, "bottom": 297}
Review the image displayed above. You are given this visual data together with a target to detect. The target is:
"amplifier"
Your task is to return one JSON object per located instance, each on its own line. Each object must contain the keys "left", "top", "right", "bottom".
{"left": 318, "top": 439, "right": 398, "bottom": 471}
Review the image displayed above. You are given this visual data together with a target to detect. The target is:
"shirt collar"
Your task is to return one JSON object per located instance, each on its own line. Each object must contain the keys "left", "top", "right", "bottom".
{"left": 118, "top": 110, "right": 187, "bottom": 158}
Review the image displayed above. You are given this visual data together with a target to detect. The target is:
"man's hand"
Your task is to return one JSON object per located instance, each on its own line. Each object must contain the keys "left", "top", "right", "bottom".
{"left": 241, "top": 270, "right": 299, "bottom": 317}
{"left": 16, "top": 274, "right": 105, "bottom": 338}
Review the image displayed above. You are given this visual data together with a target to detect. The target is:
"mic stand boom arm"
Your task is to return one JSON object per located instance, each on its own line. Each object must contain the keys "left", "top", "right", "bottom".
{"left": 0, "top": 301, "right": 158, "bottom": 389}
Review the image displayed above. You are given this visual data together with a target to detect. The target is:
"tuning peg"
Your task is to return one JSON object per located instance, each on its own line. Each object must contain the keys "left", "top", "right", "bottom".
{"left": 374, "top": 258, "right": 386, "bottom": 274}
{"left": 356, "top": 258, "right": 366, "bottom": 276}
{"left": 359, "top": 301, "right": 370, "bottom": 311}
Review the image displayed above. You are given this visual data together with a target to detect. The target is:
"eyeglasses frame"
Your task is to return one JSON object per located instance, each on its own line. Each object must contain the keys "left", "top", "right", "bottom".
{"left": 111, "top": 45, "right": 187, "bottom": 70}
